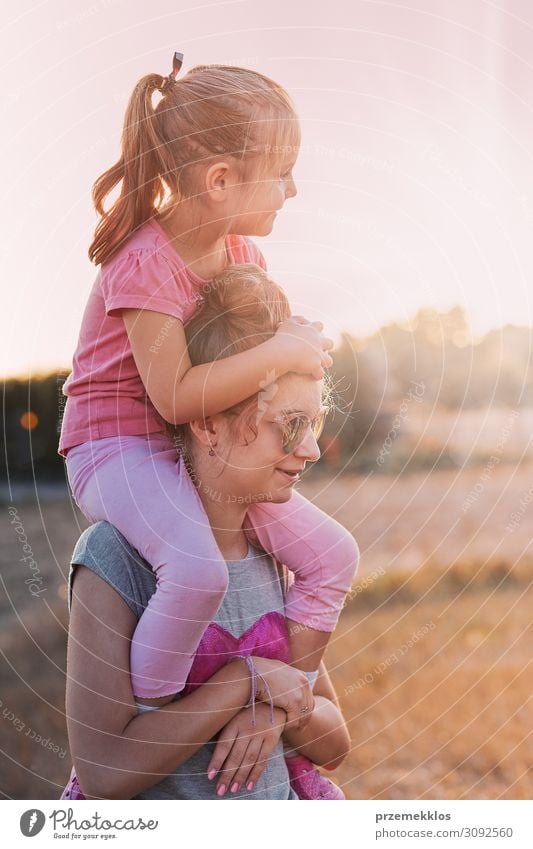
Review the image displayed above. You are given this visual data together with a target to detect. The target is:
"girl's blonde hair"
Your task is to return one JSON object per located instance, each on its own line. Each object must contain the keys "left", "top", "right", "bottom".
{"left": 89, "top": 64, "right": 300, "bottom": 266}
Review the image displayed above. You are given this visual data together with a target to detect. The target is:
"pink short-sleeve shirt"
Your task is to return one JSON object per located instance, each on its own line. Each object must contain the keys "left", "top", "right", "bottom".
{"left": 58, "top": 219, "right": 267, "bottom": 457}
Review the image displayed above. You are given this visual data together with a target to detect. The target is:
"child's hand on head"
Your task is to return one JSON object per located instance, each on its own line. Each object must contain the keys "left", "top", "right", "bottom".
{"left": 275, "top": 316, "right": 334, "bottom": 380}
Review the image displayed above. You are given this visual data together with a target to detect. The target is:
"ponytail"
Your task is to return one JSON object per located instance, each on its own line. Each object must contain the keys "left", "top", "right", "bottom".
{"left": 88, "top": 73, "right": 174, "bottom": 266}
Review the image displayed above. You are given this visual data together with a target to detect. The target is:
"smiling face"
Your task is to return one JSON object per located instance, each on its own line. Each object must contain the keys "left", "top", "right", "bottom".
{"left": 229, "top": 146, "right": 299, "bottom": 236}
{"left": 206, "top": 373, "right": 325, "bottom": 505}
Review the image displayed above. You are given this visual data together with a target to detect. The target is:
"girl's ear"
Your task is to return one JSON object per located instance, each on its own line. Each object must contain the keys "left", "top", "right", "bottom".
{"left": 204, "top": 161, "right": 232, "bottom": 201}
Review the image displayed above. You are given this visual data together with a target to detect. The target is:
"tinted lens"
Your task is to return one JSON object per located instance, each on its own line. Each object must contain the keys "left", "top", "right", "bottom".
{"left": 282, "top": 411, "right": 327, "bottom": 453}
{"left": 312, "top": 411, "right": 326, "bottom": 441}
{"left": 282, "top": 418, "right": 304, "bottom": 454}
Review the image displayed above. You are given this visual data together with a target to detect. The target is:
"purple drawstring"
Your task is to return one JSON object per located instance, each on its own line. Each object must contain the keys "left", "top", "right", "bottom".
{"left": 232, "top": 655, "right": 274, "bottom": 726}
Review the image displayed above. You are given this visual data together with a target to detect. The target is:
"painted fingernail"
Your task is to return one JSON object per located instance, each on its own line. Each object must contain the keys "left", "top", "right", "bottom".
{"left": 231, "top": 782, "right": 239, "bottom": 793}
{"left": 217, "top": 784, "right": 226, "bottom": 796}
{"left": 207, "top": 769, "right": 216, "bottom": 780}
{"left": 247, "top": 781, "right": 254, "bottom": 791}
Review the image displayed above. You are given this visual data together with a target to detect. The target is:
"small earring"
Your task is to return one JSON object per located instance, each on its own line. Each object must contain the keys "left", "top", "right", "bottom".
{"left": 208, "top": 447, "right": 215, "bottom": 456}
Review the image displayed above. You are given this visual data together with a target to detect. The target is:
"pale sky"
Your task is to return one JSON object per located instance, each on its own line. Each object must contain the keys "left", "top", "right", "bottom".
{"left": 3, "top": 0, "right": 533, "bottom": 378}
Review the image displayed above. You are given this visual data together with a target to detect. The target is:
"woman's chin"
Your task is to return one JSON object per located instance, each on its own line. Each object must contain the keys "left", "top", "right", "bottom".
{"left": 270, "top": 487, "right": 294, "bottom": 503}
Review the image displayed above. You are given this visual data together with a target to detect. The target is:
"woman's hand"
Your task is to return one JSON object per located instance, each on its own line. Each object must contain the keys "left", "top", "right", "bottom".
{"left": 250, "top": 656, "right": 315, "bottom": 730}
{"left": 206, "top": 703, "right": 287, "bottom": 797}
{"left": 274, "top": 316, "right": 333, "bottom": 380}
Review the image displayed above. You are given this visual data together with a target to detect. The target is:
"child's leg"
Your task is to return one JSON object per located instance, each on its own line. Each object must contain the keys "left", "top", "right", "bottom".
{"left": 66, "top": 433, "right": 228, "bottom": 699}
{"left": 245, "top": 490, "right": 359, "bottom": 669}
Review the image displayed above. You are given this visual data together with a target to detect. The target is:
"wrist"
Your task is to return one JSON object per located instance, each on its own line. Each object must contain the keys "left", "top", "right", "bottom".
{"left": 262, "top": 336, "right": 291, "bottom": 375}
{"left": 247, "top": 701, "right": 286, "bottom": 725}
{"left": 274, "top": 705, "right": 288, "bottom": 729}
{"left": 226, "top": 657, "right": 254, "bottom": 707}
{"left": 233, "top": 655, "right": 276, "bottom": 726}
{"left": 228, "top": 656, "right": 269, "bottom": 717}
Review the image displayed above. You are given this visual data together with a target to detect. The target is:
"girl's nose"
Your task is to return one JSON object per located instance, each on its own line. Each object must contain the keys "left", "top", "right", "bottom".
{"left": 293, "top": 427, "right": 320, "bottom": 462}
{"left": 285, "top": 175, "right": 297, "bottom": 199}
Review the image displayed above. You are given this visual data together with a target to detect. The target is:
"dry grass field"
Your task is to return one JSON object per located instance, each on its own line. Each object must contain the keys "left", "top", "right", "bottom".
{"left": 1, "top": 458, "right": 532, "bottom": 799}
{"left": 299, "top": 462, "right": 533, "bottom": 800}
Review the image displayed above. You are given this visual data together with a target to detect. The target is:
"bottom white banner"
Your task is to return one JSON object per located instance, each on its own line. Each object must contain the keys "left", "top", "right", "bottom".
{"left": 3, "top": 799, "right": 533, "bottom": 848}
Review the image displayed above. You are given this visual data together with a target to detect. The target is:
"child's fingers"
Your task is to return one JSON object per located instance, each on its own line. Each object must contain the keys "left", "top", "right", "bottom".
{"left": 321, "top": 334, "right": 334, "bottom": 351}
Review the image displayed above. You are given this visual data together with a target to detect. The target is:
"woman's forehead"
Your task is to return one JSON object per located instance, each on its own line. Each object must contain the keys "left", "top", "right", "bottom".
{"left": 266, "top": 373, "right": 323, "bottom": 416}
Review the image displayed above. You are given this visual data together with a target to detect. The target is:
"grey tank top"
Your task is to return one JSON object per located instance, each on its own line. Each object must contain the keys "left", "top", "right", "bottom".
{"left": 67, "top": 521, "right": 298, "bottom": 800}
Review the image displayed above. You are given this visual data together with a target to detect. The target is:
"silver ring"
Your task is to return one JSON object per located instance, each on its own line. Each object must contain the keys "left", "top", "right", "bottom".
{"left": 301, "top": 705, "right": 310, "bottom": 713}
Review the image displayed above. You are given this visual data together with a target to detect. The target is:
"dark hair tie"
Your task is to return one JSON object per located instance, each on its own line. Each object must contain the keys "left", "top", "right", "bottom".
{"left": 159, "top": 51, "right": 184, "bottom": 95}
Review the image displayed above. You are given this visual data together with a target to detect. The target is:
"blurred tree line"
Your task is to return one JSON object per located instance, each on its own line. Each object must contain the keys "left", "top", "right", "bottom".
{"left": 320, "top": 306, "right": 532, "bottom": 472}
{"left": 2, "top": 307, "right": 532, "bottom": 481}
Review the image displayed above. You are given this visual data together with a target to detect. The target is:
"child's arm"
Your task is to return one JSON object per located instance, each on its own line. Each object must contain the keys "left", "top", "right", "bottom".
{"left": 122, "top": 309, "right": 332, "bottom": 426}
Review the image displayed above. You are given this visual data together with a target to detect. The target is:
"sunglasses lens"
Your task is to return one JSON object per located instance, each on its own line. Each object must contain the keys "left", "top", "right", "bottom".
{"left": 282, "top": 419, "right": 303, "bottom": 454}
{"left": 312, "top": 413, "right": 326, "bottom": 441}
{"left": 282, "top": 412, "right": 327, "bottom": 453}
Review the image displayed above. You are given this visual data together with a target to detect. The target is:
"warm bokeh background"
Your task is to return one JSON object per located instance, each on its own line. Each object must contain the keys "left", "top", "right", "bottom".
{"left": 2, "top": 0, "right": 533, "bottom": 800}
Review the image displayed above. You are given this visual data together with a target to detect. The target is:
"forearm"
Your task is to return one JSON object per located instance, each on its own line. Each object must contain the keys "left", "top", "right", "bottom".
{"left": 282, "top": 695, "right": 350, "bottom": 767}
{"left": 167, "top": 338, "right": 287, "bottom": 425}
{"left": 83, "top": 660, "right": 251, "bottom": 800}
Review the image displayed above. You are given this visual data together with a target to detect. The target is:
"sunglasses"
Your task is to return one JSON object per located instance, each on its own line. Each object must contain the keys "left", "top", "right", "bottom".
{"left": 271, "top": 406, "right": 329, "bottom": 454}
